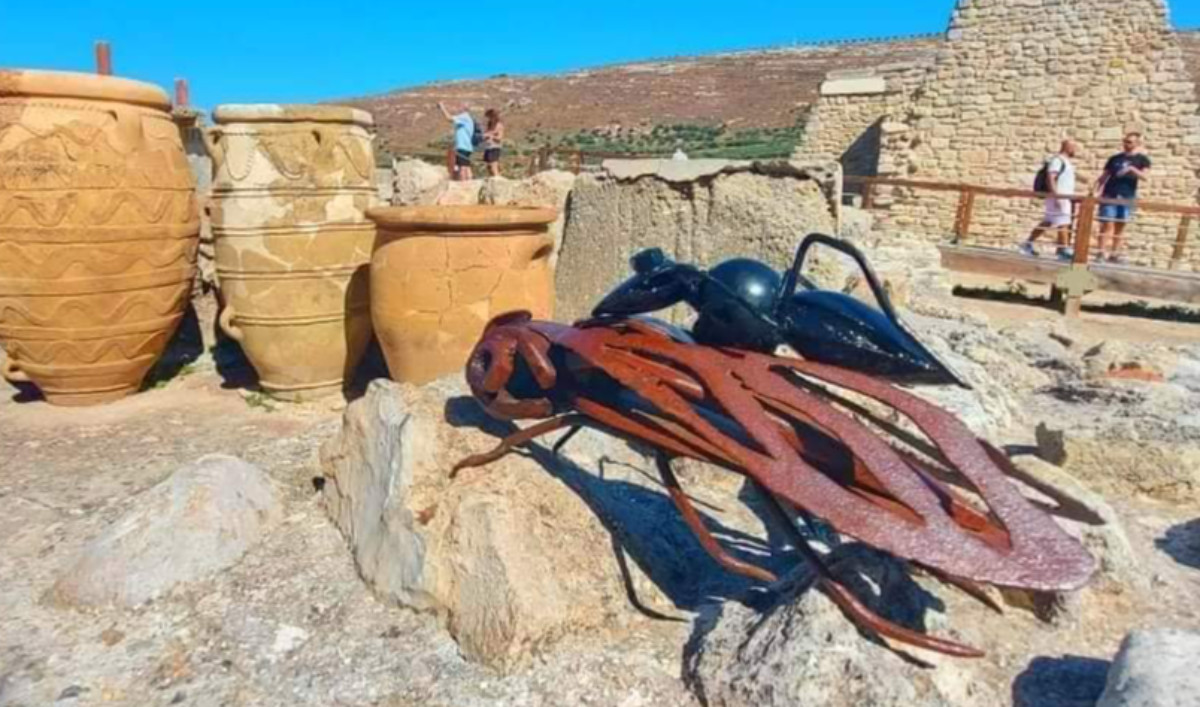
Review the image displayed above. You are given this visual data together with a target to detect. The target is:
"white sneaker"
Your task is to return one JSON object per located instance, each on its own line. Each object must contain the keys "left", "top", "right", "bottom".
{"left": 1018, "top": 242, "right": 1037, "bottom": 257}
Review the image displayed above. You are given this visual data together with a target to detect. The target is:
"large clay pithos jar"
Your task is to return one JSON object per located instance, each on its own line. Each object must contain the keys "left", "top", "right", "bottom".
{"left": 206, "top": 105, "right": 376, "bottom": 401}
{"left": 0, "top": 70, "right": 200, "bottom": 406}
{"left": 367, "top": 205, "right": 558, "bottom": 385}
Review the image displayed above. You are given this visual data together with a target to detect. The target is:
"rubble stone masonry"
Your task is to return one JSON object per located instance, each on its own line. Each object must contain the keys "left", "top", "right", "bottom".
{"left": 804, "top": 0, "right": 1200, "bottom": 269}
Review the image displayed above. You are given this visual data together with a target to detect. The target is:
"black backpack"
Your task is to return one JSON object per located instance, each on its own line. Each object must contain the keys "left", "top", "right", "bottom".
{"left": 471, "top": 121, "right": 484, "bottom": 150}
{"left": 1033, "top": 158, "right": 1054, "bottom": 193}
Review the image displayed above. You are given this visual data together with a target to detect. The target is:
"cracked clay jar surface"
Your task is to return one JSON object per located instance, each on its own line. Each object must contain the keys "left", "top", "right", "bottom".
{"left": 206, "top": 104, "right": 377, "bottom": 400}
{"left": 366, "top": 205, "right": 558, "bottom": 385}
{"left": 0, "top": 70, "right": 200, "bottom": 406}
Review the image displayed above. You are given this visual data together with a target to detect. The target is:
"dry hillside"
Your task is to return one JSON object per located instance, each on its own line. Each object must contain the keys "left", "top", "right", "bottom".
{"left": 342, "top": 36, "right": 941, "bottom": 158}
{"left": 345, "top": 30, "right": 1200, "bottom": 160}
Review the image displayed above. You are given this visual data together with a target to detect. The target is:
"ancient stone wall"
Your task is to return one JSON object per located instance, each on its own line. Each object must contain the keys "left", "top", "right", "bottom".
{"left": 556, "top": 159, "right": 838, "bottom": 322}
{"left": 874, "top": 0, "right": 1200, "bottom": 268}
{"left": 797, "top": 59, "right": 933, "bottom": 179}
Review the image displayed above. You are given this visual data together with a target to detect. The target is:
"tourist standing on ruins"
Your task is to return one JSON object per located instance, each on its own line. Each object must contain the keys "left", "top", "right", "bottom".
{"left": 438, "top": 101, "right": 475, "bottom": 181}
{"left": 1020, "top": 139, "right": 1079, "bottom": 260}
{"left": 483, "top": 109, "right": 505, "bottom": 177}
{"left": 1093, "top": 133, "right": 1152, "bottom": 264}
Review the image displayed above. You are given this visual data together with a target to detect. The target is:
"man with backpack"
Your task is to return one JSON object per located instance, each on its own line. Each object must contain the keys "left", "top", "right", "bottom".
{"left": 437, "top": 101, "right": 478, "bottom": 181}
{"left": 1019, "top": 139, "right": 1079, "bottom": 260}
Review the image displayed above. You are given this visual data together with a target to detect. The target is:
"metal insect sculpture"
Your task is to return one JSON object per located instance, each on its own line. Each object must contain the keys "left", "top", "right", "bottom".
{"left": 593, "top": 233, "right": 968, "bottom": 387}
{"left": 451, "top": 233, "right": 1097, "bottom": 657}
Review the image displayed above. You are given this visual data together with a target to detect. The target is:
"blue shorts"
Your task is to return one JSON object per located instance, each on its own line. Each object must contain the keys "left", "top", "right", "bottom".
{"left": 1098, "top": 203, "right": 1135, "bottom": 223}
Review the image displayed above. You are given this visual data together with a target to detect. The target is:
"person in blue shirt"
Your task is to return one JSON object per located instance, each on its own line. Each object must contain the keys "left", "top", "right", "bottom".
{"left": 438, "top": 101, "right": 475, "bottom": 181}
{"left": 1092, "top": 132, "right": 1152, "bottom": 264}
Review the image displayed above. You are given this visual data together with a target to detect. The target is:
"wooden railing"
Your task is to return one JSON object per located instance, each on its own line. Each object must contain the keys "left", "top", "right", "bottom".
{"left": 847, "top": 175, "right": 1200, "bottom": 315}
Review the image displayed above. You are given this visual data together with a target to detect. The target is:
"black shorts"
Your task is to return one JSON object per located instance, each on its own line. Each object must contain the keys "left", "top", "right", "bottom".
{"left": 455, "top": 150, "right": 472, "bottom": 167}
{"left": 484, "top": 148, "right": 502, "bottom": 163}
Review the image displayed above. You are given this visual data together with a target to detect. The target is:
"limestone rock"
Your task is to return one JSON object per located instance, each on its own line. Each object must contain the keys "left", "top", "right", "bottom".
{"left": 320, "top": 378, "right": 765, "bottom": 672}
{"left": 903, "top": 309, "right": 1049, "bottom": 436}
{"left": 1030, "top": 381, "right": 1200, "bottom": 505}
{"left": 1098, "top": 629, "right": 1200, "bottom": 707}
{"left": 51, "top": 455, "right": 283, "bottom": 608}
{"left": 556, "top": 162, "right": 837, "bottom": 323}
{"left": 433, "top": 180, "right": 485, "bottom": 205}
{"left": 683, "top": 546, "right": 996, "bottom": 707}
{"left": 1081, "top": 340, "right": 1177, "bottom": 383}
{"left": 391, "top": 158, "right": 449, "bottom": 205}
{"left": 480, "top": 171, "right": 576, "bottom": 268}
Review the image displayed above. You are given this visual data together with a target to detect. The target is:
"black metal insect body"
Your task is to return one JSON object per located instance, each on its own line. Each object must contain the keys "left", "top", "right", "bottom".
{"left": 592, "top": 233, "right": 968, "bottom": 387}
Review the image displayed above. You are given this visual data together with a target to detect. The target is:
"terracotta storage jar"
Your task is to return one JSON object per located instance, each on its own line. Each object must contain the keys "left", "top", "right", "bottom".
{"left": 0, "top": 70, "right": 200, "bottom": 406}
{"left": 206, "top": 104, "right": 377, "bottom": 401}
{"left": 367, "top": 205, "right": 557, "bottom": 385}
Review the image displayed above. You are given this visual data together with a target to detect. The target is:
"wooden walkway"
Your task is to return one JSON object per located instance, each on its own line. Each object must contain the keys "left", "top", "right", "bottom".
{"left": 939, "top": 244, "right": 1200, "bottom": 305}
{"left": 848, "top": 175, "right": 1200, "bottom": 316}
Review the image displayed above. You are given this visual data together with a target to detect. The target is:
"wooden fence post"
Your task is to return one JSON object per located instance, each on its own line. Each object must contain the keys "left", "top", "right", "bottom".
{"left": 1058, "top": 195, "right": 1098, "bottom": 318}
{"left": 174, "top": 78, "right": 189, "bottom": 107}
{"left": 953, "top": 188, "right": 976, "bottom": 243}
{"left": 94, "top": 41, "right": 112, "bottom": 75}
{"left": 862, "top": 180, "right": 876, "bottom": 210}
{"left": 1170, "top": 215, "right": 1192, "bottom": 270}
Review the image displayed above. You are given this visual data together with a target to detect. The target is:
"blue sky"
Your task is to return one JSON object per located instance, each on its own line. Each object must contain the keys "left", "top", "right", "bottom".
{"left": 2, "top": 0, "right": 1198, "bottom": 110}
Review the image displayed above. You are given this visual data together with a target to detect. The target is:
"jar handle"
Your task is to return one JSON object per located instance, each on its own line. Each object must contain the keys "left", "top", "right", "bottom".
{"left": 218, "top": 304, "right": 244, "bottom": 342}
{"left": 202, "top": 127, "right": 227, "bottom": 166}
{"left": 2, "top": 356, "right": 30, "bottom": 384}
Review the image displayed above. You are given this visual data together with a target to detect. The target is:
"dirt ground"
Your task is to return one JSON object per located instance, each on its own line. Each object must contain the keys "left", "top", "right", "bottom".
{"left": 950, "top": 271, "right": 1200, "bottom": 346}
{"left": 0, "top": 283, "right": 1198, "bottom": 707}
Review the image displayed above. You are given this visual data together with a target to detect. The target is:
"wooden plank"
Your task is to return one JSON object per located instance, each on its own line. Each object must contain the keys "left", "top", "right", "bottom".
{"left": 939, "top": 245, "right": 1067, "bottom": 284}
{"left": 939, "top": 244, "right": 1200, "bottom": 304}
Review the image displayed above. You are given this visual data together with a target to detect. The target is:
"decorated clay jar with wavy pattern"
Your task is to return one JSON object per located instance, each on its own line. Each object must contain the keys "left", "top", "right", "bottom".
{"left": 205, "top": 104, "right": 376, "bottom": 401}
{"left": 0, "top": 70, "right": 200, "bottom": 406}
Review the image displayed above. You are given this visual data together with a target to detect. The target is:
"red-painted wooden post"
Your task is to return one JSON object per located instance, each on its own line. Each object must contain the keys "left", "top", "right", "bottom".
{"left": 95, "top": 41, "right": 112, "bottom": 75}
{"left": 174, "top": 78, "right": 190, "bottom": 107}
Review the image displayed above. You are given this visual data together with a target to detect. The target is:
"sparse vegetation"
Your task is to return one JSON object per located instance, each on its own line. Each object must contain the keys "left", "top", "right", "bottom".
{"left": 552, "top": 115, "right": 807, "bottom": 160}
{"left": 242, "top": 391, "right": 277, "bottom": 412}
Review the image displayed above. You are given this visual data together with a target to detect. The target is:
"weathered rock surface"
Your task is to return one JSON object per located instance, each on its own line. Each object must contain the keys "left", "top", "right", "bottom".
{"left": 683, "top": 546, "right": 997, "bottom": 707}
{"left": 1097, "top": 629, "right": 1200, "bottom": 707}
{"left": 320, "top": 378, "right": 781, "bottom": 672}
{"left": 1031, "top": 381, "right": 1200, "bottom": 505}
{"left": 556, "top": 160, "right": 838, "bottom": 322}
{"left": 480, "top": 170, "right": 576, "bottom": 268}
{"left": 50, "top": 454, "right": 283, "bottom": 608}
{"left": 391, "top": 157, "right": 450, "bottom": 205}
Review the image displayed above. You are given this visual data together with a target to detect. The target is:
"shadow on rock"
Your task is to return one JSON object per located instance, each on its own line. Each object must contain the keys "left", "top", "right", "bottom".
{"left": 682, "top": 545, "right": 974, "bottom": 707}
{"left": 211, "top": 327, "right": 257, "bottom": 393}
{"left": 1156, "top": 518, "right": 1200, "bottom": 570}
{"left": 444, "top": 395, "right": 796, "bottom": 613}
{"left": 344, "top": 337, "right": 390, "bottom": 403}
{"left": 1011, "top": 655, "right": 1110, "bottom": 707}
